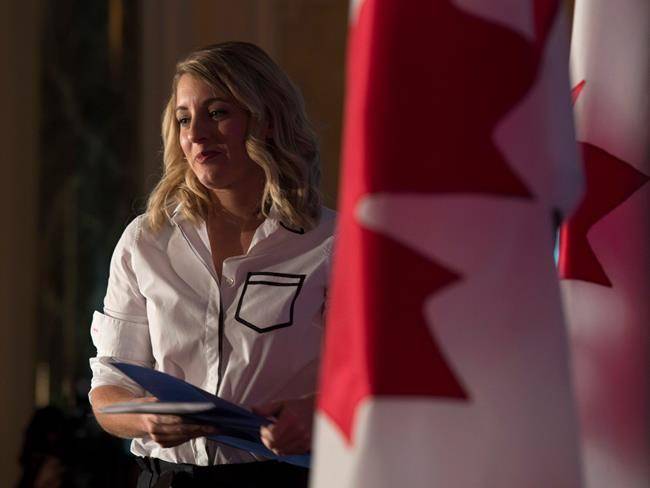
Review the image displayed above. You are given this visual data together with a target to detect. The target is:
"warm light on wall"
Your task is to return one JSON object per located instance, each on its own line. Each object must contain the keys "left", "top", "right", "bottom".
{"left": 108, "top": 0, "right": 123, "bottom": 79}
{"left": 35, "top": 362, "right": 50, "bottom": 407}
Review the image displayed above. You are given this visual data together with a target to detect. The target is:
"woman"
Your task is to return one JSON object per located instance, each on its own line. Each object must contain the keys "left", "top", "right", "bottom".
{"left": 89, "top": 42, "right": 335, "bottom": 487}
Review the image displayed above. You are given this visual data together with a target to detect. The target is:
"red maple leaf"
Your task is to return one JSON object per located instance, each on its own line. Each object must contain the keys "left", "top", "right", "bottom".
{"left": 319, "top": 0, "right": 556, "bottom": 443}
{"left": 559, "top": 81, "right": 649, "bottom": 286}
{"left": 571, "top": 79, "right": 586, "bottom": 104}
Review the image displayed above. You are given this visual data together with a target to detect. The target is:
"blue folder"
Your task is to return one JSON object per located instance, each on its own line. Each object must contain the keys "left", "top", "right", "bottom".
{"left": 109, "top": 362, "right": 311, "bottom": 468}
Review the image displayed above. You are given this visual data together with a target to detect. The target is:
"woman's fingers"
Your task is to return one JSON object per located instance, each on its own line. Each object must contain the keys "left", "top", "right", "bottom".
{"left": 256, "top": 397, "right": 315, "bottom": 455}
{"left": 132, "top": 396, "right": 159, "bottom": 404}
{"left": 140, "top": 414, "right": 219, "bottom": 446}
{"left": 150, "top": 413, "right": 185, "bottom": 425}
{"left": 261, "top": 421, "right": 310, "bottom": 455}
{"left": 150, "top": 429, "right": 209, "bottom": 447}
{"left": 261, "top": 410, "right": 302, "bottom": 446}
{"left": 149, "top": 428, "right": 219, "bottom": 447}
{"left": 141, "top": 414, "right": 181, "bottom": 434}
{"left": 150, "top": 432, "right": 197, "bottom": 448}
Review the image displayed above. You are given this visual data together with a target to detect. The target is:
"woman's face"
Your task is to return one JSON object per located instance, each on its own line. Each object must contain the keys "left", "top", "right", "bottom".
{"left": 175, "top": 74, "right": 263, "bottom": 193}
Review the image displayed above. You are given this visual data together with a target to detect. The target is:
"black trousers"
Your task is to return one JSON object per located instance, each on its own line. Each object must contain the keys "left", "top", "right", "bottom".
{"left": 136, "top": 457, "right": 309, "bottom": 488}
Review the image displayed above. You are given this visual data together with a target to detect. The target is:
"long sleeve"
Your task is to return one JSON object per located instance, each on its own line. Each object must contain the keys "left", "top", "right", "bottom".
{"left": 89, "top": 216, "right": 154, "bottom": 400}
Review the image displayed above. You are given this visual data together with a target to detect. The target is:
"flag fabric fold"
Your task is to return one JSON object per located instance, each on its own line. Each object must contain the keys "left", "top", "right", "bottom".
{"left": 312, "top": 1, "right": 584, "bottom": 487}
{"left": 560, "top": 1, "right": 650, "bottom": 486}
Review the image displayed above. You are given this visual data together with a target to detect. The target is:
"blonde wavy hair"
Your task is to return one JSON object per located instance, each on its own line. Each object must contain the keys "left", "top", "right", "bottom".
{"left": 146, "top": 41, "right": 321, "bottom": 231}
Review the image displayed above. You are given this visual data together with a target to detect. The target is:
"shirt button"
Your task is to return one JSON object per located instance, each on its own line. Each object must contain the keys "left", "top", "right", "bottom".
{"left": 224, "top": 276, "right": 234, "bottom": 286}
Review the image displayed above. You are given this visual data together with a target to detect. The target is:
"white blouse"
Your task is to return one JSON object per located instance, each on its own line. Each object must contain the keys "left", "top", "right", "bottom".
{"left": 89, "top": 207, "right": 336, "bottom": 465}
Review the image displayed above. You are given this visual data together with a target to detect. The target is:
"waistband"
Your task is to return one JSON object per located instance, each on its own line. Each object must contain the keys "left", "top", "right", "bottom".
{"left": 136, "top": 456, "right": 309, "bottom": 488}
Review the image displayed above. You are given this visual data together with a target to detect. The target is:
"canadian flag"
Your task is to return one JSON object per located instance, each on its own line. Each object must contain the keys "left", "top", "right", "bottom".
{"left": 559, "top": 1, "right": 650, "bottom": 487}
{"left": 311, "top": 1, "right": 585, "bottom": 487}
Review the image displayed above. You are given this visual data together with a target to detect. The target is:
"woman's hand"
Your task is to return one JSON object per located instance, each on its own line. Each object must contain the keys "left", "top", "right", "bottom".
{"left": 252, "top": 395, "right": 316, "bottom": 456}
{"left": 91, "top": 385, "right": 218, "bottom": 446}
{"left": 138, "top": 411, "right": 219, "bottom": 448}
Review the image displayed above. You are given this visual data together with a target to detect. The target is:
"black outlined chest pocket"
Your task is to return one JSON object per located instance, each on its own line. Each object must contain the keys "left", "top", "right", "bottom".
{"left": 235, "top": 272, "right": 306, "bottom": 333}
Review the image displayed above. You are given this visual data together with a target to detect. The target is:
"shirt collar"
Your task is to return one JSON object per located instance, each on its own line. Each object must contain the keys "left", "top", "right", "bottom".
{"left": 248, "top": 206, "right": 281, "bottom": 250}
{"left": 169, "top": 203, "right": 297, "bottom": 253}
{"left": 169, "top": 203, "right": 184, "bottom": 225}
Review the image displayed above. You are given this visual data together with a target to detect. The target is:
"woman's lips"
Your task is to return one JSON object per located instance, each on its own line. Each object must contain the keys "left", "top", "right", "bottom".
{"left": 194, "top": 150, "right": 221, "bottom": 163}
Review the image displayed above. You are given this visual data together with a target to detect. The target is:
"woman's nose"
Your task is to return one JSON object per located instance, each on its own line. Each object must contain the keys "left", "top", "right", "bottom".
{"left": 188, "top": 117, "right": 209, "bottom": 143}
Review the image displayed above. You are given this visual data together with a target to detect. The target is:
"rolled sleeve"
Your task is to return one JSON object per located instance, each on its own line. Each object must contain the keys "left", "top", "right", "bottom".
{"left": 90, "top": 311, "right": 152, "bottom": 359}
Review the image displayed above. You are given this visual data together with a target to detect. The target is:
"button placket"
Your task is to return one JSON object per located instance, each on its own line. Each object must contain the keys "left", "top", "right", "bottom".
{"left": 221, "top": 259, "right": 240, "bottom": 293}
{"left": 204, "top": 280, "right": 221, "bottom": 393}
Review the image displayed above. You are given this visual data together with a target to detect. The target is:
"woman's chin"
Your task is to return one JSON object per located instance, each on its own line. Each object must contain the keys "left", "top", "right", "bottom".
{"left": 201, "top": 180, "right": 230, "bottom": 192}
{"left": 197, "top": 173, "right": 230, "bottom": 191}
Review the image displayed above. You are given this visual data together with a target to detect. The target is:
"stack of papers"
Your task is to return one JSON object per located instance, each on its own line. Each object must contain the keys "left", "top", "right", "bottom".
{"left": 101, "top": 401, "right": 216, "bottom": 415}
{"left": 101, "top": 362, "right": 310, "bottom": 468}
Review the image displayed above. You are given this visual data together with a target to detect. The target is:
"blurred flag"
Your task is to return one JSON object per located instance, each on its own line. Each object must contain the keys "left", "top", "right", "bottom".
{"left": 312, "top": 1, "right": 584, "bottom": 487}
{"left": 559, "top": 0, "right": 650, "bottom": 486}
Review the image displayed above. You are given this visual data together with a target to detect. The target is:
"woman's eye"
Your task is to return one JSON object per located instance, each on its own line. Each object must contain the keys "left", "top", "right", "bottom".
{"left": 177, "top": 117, "right": 190, "bottom": 127}
{"left": 210, "top": 109, "right": 228, "bottom": 119}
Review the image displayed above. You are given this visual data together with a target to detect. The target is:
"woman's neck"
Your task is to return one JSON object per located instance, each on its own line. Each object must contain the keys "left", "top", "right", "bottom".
{"left": 209, "top": 187, "right": 264, "bottom": 230}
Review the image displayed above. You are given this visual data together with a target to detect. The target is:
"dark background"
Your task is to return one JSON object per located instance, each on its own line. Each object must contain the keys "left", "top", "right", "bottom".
{"left": 1, "top": 1, "right": 348, "bottom": 485}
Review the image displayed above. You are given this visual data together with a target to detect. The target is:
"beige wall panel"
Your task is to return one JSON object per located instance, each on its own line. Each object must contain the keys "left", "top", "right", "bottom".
{"left": 140, "top": 0, "right": 195, "bottom": 190}
{"left": 274, "top": 0, "right": 348, "bottom": 207}
{"left": 0, "top": 1, "right": 41, "bottom": 484}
